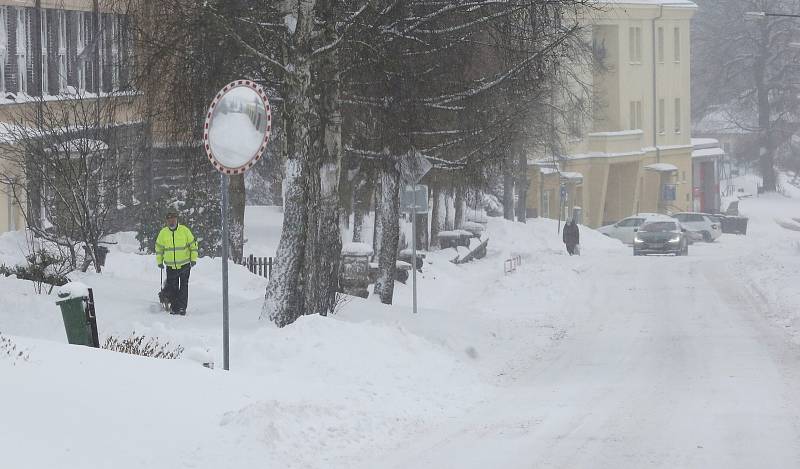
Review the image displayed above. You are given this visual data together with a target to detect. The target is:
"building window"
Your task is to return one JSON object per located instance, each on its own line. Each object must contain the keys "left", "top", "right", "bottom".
{"left": 657, "top": 27, "right": 664, "bottom": 63}
{"left": 57, "top": 10, "right": 67, "bottom": 92}
{"left": 0, "top": 7, "right": 7, "bottom": 94}
{"left": 674, "top": 98, "right": 682, "bottom": 133}
{"left": 40, "top": 9, "right": 48, "bottom": 94}
{"left": 629, "top": 26, "right": 642, "bottom": 63}
{"left": 15, "top": 8, "right": 28, "bottom": 95}
{"left": 629, "top": 100, "right": 643, "bottom": 130}
{"left": 674, "top": 27, "right": 681, "bottom": 62}
{"left": 658, "top": 99, "right": 665, "bottom": 134}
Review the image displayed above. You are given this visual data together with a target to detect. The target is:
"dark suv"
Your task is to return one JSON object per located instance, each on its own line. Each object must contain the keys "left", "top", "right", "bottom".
{"left": 633, "top": 220, "right": 689, "bottom": 256}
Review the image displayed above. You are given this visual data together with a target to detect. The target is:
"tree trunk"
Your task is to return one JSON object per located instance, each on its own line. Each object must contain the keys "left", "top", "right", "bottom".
{"left": 338, "top": 159, "right": 355, "bottom": 234}
{"left": 373, "top": 164, "right": 400, "bottom": 304}
{"left": 303, "top": 6, "right": 342, "bottom": 317}
{"left": 262, "top": 0, "right": 315, "bottom": 327}
{"left": 371, "top": 179, "right": 382, "bottom": 260}
{"left": 415, "top": 212, "right": 428, "bottom": 249}
{"left": 352, "top": 169, "right": 372, "bottom": 242}
{"left": 503, "top": 151, "right": 515, "bottom": 220}
{"left": 445, "top": 189, "right": 455, "bottom": 230}
{"left": 430, "top": 185, "right": 444, "bottom": 249}
{"left": 229, "top": 173, "right": 246, "bottom": 261}
{"left": 454, "top": 186, "right": 464, "bottom": 229}
{"left": 756, "top": 21, "right": 776, "bottom": 192}
{"left": 516, "top": 145, "right": 528, "bottom": 223}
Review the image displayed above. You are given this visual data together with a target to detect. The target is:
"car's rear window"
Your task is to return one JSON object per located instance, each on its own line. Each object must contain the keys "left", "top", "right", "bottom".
{"left": 641, "top": 221, "right": 677, "bottom": 232}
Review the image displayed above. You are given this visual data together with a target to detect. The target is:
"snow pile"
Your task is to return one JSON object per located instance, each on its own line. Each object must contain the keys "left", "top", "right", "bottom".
{"left": 723, "top": 173, "right": 800, "bottom": 341}
{"left": 56, "top": 281, "right": 90, "bottom": 300}
{"left": 341, "top": 242, "right": 374, "bottom": 256}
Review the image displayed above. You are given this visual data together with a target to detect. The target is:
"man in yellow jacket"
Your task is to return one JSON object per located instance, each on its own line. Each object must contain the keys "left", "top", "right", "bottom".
{"left": 156, "top": 211, "right": 198, "bottom": 315}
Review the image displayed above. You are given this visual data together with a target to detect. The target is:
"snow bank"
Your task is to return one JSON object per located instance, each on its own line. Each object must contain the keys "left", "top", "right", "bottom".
{"left": 11, "top": 198, "right": 787, "bottom": 468}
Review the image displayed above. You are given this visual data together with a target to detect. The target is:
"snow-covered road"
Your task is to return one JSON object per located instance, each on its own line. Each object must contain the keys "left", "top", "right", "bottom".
{"left": 375, "top": 239, "right": 800, "bottom": 467}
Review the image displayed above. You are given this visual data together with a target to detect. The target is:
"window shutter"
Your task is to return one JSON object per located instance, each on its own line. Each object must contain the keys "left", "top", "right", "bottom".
{"left": 7, "top": 6, "right": 16, "bottom": 93}
{"left": 46, "top": 9, "right": 57, "bottom": 95}
{"left": 66, "top": 10, "right": 76, "bottom": 89}
{"left": 102, "top": 13, "right": 111, "bottom": 92}
{"left": 25, "top": 8, "right": 34, "bottom": 95}
{"left": 29, "top": 7, "right": 40, "bottom": 96}
{"left": 84, "top": 11, "right": 93, "bottom": 92}
{"left": 119, "top": 15, "right": 130, "bottom": 89}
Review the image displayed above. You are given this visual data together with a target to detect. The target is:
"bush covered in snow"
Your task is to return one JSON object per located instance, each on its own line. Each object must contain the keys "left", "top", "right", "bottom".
{"left": 0, "top": 251, "right": 71, "bottom": 294}
{"left": 103, "top": 333, "right": 184, "bottom": 359}
{"left": 0, "top": 332, "right": 29, "bottom": 363}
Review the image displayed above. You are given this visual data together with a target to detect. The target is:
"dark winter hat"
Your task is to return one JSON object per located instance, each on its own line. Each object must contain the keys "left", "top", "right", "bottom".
{"left": 165, "top": 211, "right": 178, "bottom": 219}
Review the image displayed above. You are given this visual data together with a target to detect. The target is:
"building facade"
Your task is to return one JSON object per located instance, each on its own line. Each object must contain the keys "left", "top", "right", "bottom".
{"left": 527, "top": 1, "right": 704, "bottom": 228}
{"left": 0, "top": 0, "right": 136, "bottom": 234}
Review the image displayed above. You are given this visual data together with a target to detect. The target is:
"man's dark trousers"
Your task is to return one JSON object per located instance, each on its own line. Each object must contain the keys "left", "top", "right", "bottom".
{"left": 165, "top": 264, "right": 191, "bottom": 313}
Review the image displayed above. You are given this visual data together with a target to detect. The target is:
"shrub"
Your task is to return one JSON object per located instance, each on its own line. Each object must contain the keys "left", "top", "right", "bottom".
{"left": 330, "top": 292, "right": 352, "bottom": 316}
{"left": 0, "top": 251, "right": 71, "bottom": 294}
{"left": 103, "top": 333, "right": 184, "bottom": 359}
{"left": 0, "top": 332, "right": 30, "bottom": 364}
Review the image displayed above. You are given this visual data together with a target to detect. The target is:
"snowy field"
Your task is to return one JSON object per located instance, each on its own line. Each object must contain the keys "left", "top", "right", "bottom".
{"left": 2, "top": 175, "right": 800, "bottom": 468}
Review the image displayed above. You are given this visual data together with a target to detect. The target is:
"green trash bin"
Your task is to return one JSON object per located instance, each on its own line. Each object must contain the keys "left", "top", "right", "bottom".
{"left": 55, "top": 282, "right": 99, "bottom": 347}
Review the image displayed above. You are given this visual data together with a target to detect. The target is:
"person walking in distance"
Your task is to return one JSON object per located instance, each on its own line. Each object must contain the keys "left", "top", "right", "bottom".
{"left": 563, "top": 219, "right": 580, "bottom": 256}
{"left": 156, "top": 211, "right": 198, "bottom": 315}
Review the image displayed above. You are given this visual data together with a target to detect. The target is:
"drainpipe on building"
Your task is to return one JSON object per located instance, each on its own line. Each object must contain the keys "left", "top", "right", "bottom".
{"left": 652, "top": 5, "right": 666, "bottom": 165}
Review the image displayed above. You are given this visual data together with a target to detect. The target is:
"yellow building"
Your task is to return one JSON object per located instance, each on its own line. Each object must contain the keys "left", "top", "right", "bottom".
{"left": 528, "top": 1, "right": 699, "bottom": 228}
{"left": 0, "top": 0, "right": 136, "bottom": 235}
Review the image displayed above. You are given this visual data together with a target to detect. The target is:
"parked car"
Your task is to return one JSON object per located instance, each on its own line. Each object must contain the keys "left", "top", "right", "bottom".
{"left": 597, "top": 213, "right": 662, "bottom": 245}
{"left": 633, "top": 219, "right": 689, "bottom": 256}
{"left": 671, "top": 212, "right": 722, "bottom": 242}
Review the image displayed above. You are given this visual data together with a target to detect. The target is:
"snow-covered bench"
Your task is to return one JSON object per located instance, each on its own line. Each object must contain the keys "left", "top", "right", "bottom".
{"left": 437, "top": 229, "right": 474, "bottom": 249}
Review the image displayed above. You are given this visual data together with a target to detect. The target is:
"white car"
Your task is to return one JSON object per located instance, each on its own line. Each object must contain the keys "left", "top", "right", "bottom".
{"left": 671, "top": 212, "right": 722, "bottom": 242}
{"left": 597, "top": 213, "right": 664, "bottom": 245}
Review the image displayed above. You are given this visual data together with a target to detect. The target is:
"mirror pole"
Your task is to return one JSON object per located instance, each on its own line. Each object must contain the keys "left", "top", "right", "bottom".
{"left": 411, "top": 184, "right": 418, "bottom": 315}
{"left": 221, "top": 173, "right": 230, "bottom": 370}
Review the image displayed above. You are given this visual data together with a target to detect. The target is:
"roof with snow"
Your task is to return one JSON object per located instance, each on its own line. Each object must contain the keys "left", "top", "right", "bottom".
{"left": 597, "top": 0, "right": 696, "bottom": 6}
{"left": 693, "top": 147, "right": 725, "bottom": 160}
{"left": 645, "top": 163, "right": 679, "bottom": 172}
{"left": 691, "top": 138, "right": 719, "bottom": 149}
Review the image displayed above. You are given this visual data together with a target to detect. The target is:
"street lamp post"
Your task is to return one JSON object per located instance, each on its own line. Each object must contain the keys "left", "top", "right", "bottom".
{"left": 745, "top": 11, "right": 800, "bottom": 19}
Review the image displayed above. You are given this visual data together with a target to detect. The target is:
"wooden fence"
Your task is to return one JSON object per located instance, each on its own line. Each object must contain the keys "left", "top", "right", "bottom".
{"left": 235, "top": 255, "right": 273, "bottom": 279}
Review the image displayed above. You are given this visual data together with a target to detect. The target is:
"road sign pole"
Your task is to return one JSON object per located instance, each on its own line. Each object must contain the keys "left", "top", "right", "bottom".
{"left": 221, "top": 174, "right": 230, "bottom": 371}
{"left": 205, "top": 80, "right": 272, "bottom": 372}
{"left": 411, "top": 184, "right": 418, "bottom": 315}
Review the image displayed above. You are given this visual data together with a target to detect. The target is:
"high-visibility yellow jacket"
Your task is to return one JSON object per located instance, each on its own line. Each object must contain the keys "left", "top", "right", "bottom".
{"left": 155, "top": 224, "right": 198, "bottom": 268}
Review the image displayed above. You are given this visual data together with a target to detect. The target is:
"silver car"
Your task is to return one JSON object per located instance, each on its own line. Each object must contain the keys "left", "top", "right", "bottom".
{"left": 671, "top": 212, "right": 722, "bottom": 242}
